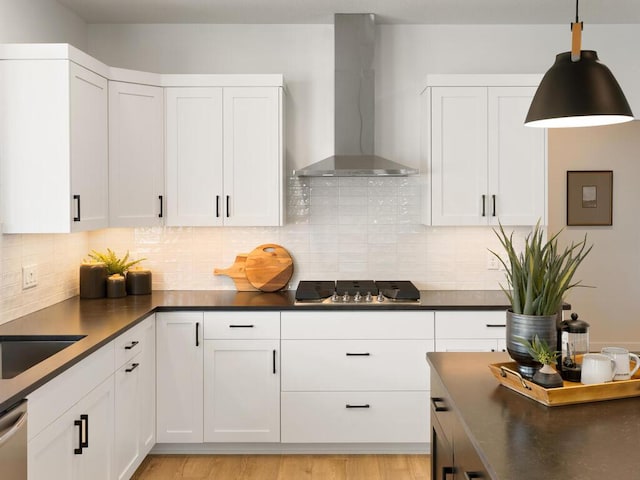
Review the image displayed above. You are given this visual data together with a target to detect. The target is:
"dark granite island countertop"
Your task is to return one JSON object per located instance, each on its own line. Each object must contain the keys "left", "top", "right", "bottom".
{"left": 427, "top": 352, "right": 640, "bottom": 479}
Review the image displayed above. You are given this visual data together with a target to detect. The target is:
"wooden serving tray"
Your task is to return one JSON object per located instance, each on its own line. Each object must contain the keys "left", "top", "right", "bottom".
{"left": 489, "top": 361, "right": 640, "bottom": 407}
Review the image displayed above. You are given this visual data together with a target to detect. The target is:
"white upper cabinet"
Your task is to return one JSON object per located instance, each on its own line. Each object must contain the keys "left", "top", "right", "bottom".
{"left": 222, "top": 87, "right": 282, "bottom": 227}
{"left": 425, "top": 75, "right": 546, "bottom": 227}
{"left": 165, "top": 86, "right": 283, "bottom": 227}
{"left": 0, "top": 57, "right": 109, "bottom": 233}
{"left": 165, "top": 87, "right": 224, "bottom": 226}
{"left": 109, "top": 81, "right": 164, "bottom": 227}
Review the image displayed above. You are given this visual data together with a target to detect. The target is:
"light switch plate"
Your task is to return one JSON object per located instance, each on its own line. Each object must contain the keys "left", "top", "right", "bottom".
{"left": 22, "top": 265, "right": 38, "bottom": 289}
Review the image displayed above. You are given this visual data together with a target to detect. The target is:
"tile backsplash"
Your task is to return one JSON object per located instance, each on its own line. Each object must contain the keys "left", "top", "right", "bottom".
{"left": 1, "top": 177, "right": 529, "bottom": 324}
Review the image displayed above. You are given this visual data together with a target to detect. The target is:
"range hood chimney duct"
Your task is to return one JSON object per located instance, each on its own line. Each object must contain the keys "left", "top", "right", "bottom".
{"left": 294, "top": 13, "right": 418, "bottom": 177}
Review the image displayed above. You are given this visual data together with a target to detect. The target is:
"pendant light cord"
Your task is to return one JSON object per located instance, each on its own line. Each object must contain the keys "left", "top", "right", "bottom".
{"left": 570, "top": 0, "right": 583, "bottom": 62}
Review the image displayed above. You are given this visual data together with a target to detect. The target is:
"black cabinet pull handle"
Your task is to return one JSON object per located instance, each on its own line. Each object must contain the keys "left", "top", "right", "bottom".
{"left": 485, "top": 324, "right": 506, "bottom": 328}
{"left": 125, "top": 363, "right": 140, "bottom": 373}
{"left": 226, "top": 195, "right": 230, "bottom": 218}
{"left": 346, "top": 404, "right": 370, "bottom": 409}
{"left": 74, "top": 419, "right": 83, "bottom": 454}
{"left": 465, "top": 472, "right": 484, "bottom": 480}
{"left": 73, "top": 194, "right": 81, "bottom": 222}
{"left": 430, "top": 397, "right": 448, "bottom": 412}
{"left": 273, "top": 349, "right": 276, "bottom": 374}
{"left": 481, "top": 194, "right": 486, "bottom": 217}
{"left": 158, "top": 195, "right": 163, "bottom": 218}
{"left": 196, "top": 322, "right": 200, "bottom": 347}
{"left": 229, "top": 324, "right": 254, "bottom": 328}
{"left": 216, "top": 195, "right": 220, "bottom": 218}
{"left": 124, "top": 340, "right": 139, "bottom": 350}
{"left": 80, "top": 414, "right": 88, "bottom": 449}
{"left": 346, "top": 352, "right": 370, "bottom": 356}
{"left": 443, "top": 467, "right": 456, "bottom": 478}
{"left": 492, "top": 194, "right": 496, "bottom": 217}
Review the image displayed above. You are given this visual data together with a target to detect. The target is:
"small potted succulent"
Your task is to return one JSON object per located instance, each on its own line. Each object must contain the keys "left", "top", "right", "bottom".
{"left": 517, "top": 335, "right": 563, "bottom": 388}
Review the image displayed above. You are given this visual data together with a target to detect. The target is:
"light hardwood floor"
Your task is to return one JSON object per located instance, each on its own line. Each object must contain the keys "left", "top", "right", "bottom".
{"left": 131, "top": 454, "right": 431, "bottom": 480}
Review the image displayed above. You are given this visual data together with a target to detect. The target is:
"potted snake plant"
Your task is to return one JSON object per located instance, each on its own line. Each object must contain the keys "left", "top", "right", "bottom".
{"left": 490, "top": 221, "right": 591, "bottom": 378}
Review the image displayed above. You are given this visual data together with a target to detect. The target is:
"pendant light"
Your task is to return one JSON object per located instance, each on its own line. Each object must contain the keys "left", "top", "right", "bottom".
{"left": 525, "top": 0, "right": 634, "bottom": 128}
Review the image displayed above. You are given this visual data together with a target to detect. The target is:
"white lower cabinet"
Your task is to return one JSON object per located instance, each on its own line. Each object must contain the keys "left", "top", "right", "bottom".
{"left": 156, "top": 312, "right": 204, "bottom": 443}
{"left": 281, "top": 391, "right": 428, "bottom": 443}
{"left": 114, "top": 316, "right": 156, "bottom": 480}
{"left": 203, "top": 312, "right": 280, "bottom": 443}
{"left": 28, "top": 376, "right": 115, "bottom": 480}
{"left": 280, "top": 311, "right": 434, "bottom": 444}
{"left": 435, "top": 310, "right": 507, "bottom": 352}
{"left": 203, "top": 339, "right": 280, "bottom": 442}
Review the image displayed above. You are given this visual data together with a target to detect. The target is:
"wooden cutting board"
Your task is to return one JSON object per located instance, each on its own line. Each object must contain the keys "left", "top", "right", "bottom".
{"left": 245, "top": 244, "right": 294, "bottom": 292}
{"left": 213, "top": 254, "right": 259, "bottom": 291}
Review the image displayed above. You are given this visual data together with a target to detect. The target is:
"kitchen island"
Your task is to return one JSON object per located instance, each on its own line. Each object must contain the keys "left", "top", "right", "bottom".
{"left": 427, "top": 352, "right": 640, "bottom": 479}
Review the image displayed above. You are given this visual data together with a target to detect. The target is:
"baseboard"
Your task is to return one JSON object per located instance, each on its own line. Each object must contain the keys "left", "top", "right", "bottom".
{"left": 151, "top": 442, "right": 430, "bottom": 455}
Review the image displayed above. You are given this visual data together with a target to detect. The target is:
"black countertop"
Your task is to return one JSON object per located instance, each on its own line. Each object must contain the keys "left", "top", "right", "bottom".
{"left": 427, "top": 352, "right": 640, "bottom": 479}
{"left": 0, "top": 289, "right": 531, "bottom": 413}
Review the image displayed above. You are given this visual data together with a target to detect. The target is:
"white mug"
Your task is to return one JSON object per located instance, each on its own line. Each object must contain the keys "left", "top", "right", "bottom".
{"left": 581, "top": 353, "right": 616, "bottom": 384}
{"left": 601, "top": 347, "right": 640, "bottom": 381}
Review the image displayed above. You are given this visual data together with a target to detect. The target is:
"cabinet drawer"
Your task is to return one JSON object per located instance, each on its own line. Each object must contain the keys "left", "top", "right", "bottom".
{"left": 281, "top": 391, "right": 429, "bottom": 443}
{"left": 430, "top": 371, "right": 454, "bottom": 447}
{"left": 115, "top": 316, "right": 153, "bottom": 369}
{"left": 281, "top": 311, "right": 434, "bottom": 339}
{"left": 436, "top": 338, "right": 503, "bottom": 353}
{"left": 204, "top": 312, "right": 280, "bottom": 339}
{"left": 282, "top": 339, "right": 432, "bottom": 391}
{"left": 435, "top": 311, "right": 506, "bottom": 339}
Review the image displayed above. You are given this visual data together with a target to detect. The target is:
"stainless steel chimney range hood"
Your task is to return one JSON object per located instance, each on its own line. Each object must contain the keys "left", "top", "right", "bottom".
{"left": 294, "top": 14, "right": 418, "bottom": 177}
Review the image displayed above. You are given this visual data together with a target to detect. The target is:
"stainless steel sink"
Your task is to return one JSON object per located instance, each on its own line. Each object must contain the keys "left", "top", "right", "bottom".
{"left": 0, "top": 335, "right": 86, "bottom": 379}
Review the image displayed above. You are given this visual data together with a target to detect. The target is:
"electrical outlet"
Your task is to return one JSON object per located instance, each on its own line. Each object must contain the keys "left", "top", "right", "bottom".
{"left": 486, "top": 252, "right": 500, "bottom": 270}
{"left": 22, "top": 265, "right": 38, "bottom": 289}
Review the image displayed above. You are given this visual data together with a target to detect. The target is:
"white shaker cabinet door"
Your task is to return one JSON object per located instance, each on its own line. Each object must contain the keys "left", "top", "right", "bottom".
{"left": 69, "top": 62, "right": 109, "bottom": 232}
{"left": 222, "top": 87, "right": 283, "bottom": 227}
{"left": 156, "top": 312, "right": 204, "bottom": 443}
{"left": 487, "top": 86, "right": 546, "bottom": 226}
{"left": 165, "top": 88, "right": 224, "bottom": 226}
{"left": 109, "top": 81, "right": 164, "bottom": 227}
{"left": 203, "top": 339, "right": 280, "bottom": 442}
{"left": 28, "top": 377, "right": 115, "bottom": 480}
{"left": 430, "top": 87, "right": 488, "bottom": 226}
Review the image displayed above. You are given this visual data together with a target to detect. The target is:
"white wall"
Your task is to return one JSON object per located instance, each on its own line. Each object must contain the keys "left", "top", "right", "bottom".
{"left": 549, "top": 122, "right": 640, "bottom": 350}
{"left": 0, "top": 0, "right": 88, "bottom": 324}
{"left": 0, "top": 0, "right": 87, "bottom": 47}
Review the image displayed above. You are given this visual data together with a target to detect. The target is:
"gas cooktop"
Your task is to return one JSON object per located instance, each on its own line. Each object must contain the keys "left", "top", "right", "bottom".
{"left": 294, "top": 280, "right": 421, "bottom": 306}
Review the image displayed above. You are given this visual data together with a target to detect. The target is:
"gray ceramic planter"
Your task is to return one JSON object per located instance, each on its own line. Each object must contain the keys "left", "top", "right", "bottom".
{"left": 506, "top": 310, "right": 560, "bottom": 379}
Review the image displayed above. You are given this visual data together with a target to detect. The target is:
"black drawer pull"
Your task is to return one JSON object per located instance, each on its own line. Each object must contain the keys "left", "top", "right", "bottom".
{"left": 74, "top": 419, "right": 83, "bottom": 454}
{"left": 346, "top": 404, "right": 370, "bottom": 409}
{"left": 125, "top": 363, "right": 140, "bottom": 373}
{"left": 492, "top": 194, "right": 496, "bottom": 217}
{"left": 431, "top": 397, "right": 448, "bottom": 412}
{"left": 481, "top": 194, "right": 486, "bottom": 217}
{"left": 216, "top": 195, "right": 220, "bottom": 218}
{"left": 226, "top": 195, "right": 230, "bottom": 218}
{"left": 443, "top": 466, "right": 456, "bottom": 478}
{"left": 273, "top": 349, "right": 276, "bottom": 374}
{"left": 73, "top": 194, "right": 81, "bottom": 222}
{"left": 158, "top": 195, "right": 163, "bottom": 218}
{"left": 485, "top": 324, "right": 506, "bottom": 328}
{"left": 196, "top": 322, "right": 200, "bottom": 347}
{"left": 124, "top": 341, "right": 139, "bottom": 350}
{"left": 346, "top": 352, "right": 370, "bottom": 356}
{"left": 229, "top": 324, "right": 254, "bottom": 328}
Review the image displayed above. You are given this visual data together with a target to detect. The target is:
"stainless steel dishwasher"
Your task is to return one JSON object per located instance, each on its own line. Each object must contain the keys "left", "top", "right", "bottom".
{"left": 0, "top": 399, "right": 27, "bottom": 479}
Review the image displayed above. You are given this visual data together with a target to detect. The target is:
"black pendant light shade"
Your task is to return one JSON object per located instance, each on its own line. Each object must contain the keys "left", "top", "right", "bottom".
{"left": 525, "top": 50, "right": 634, "bottom": 128}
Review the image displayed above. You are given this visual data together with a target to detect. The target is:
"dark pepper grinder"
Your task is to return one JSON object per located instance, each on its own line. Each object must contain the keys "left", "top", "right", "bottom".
{"left": 559, "top": 313, "right": 590, "bottom": 382}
